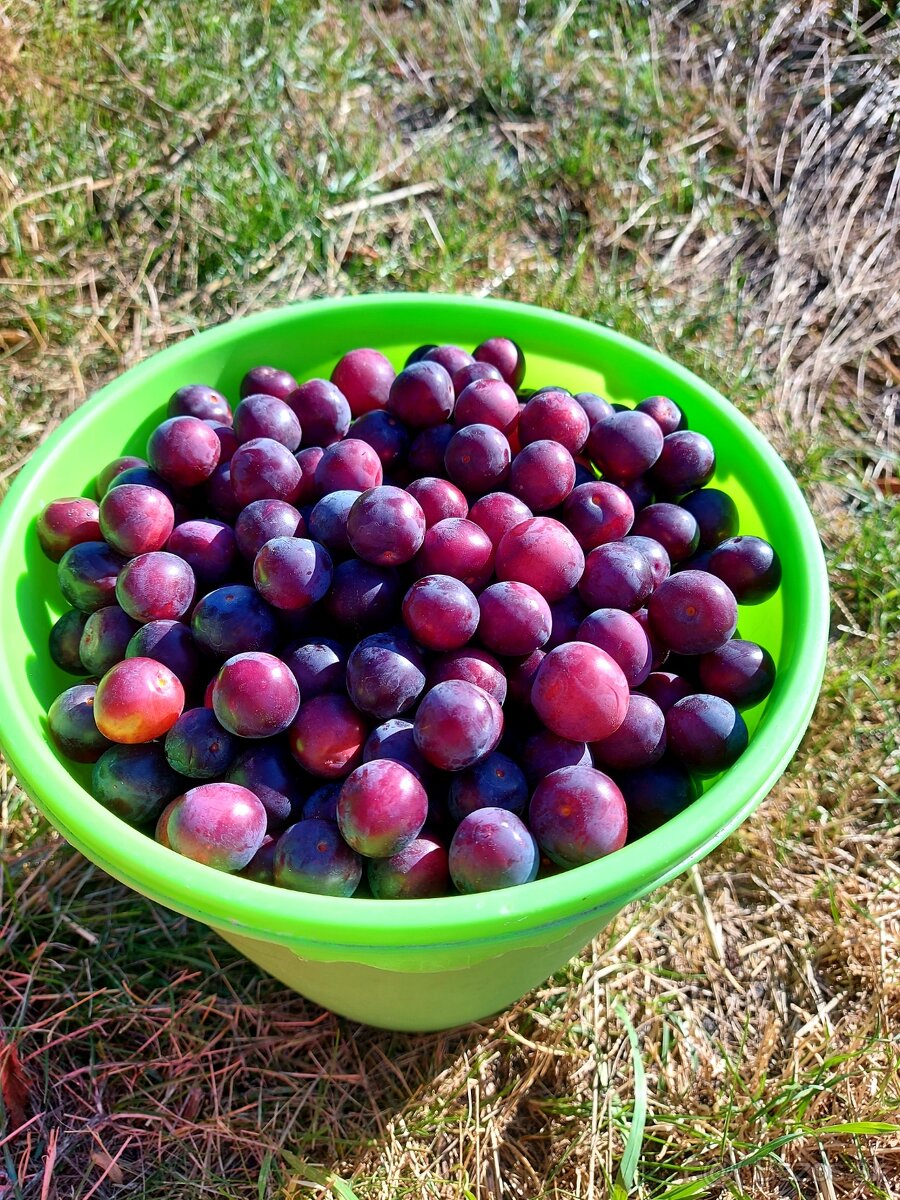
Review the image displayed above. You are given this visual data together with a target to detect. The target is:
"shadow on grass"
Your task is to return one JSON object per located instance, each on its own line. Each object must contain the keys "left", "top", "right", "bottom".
{"left": 1, "top": 851, "right": 513, "bottom": 1197}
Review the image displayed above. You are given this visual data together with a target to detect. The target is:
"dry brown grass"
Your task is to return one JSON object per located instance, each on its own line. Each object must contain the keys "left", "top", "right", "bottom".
{"left": 1, "top": 1, "right": 899, "bottom": 1196}
{"left": 665, "top": 2, "right": 900, "bottom": 485}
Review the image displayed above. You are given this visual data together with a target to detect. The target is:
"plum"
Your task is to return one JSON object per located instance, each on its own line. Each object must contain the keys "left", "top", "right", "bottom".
{"left": 288, "top": 694, "right": 367, "bottom": 779}
{"left": 93, "top": 743, "right": 181, "bottom": 824}
{"left": 58, "top": 541, "right": 126, "bottom": 613}
{"left": 212, "top": 652, "right": 300, "bottom": 738}
{"left": 529, "top": 766, "right": 627, "bottom": 868}
{"left": 160, "top": 782, "right": 267, "bottom": 870}
{"left": 531, "top": 642, "right": 629, "bottom": 743}
{"left": 94, "top": 657, "right": 185, "bottom": 743}
{"left": 274, "top": 819, "right": 362, "bottom": 896}
{"left": 253, "top": 536, "right": 333, "bottom": 611}
{"left": 167, "top": 519, "right": 237, "bottom": 586}
{"left": 168, "top": 383, "right": 232, "bottom": 424}
{"left": 116, "top": 551, "right": 195, "bottom": 623}
{"left": 165, "top": 707, "right": 237, "bottom": 779}
{"left": 98, "top": 484, "right": 174, "bottom": 556}
{"left": 147, "top": 416, "right": 221, "bottom": 487}
{"left": 227, "top": 742, "right": 306, "bottom": 831}
{"left": 191, "top": 585, "right": 279, "bottom": 658}
{"left": 38, "top": 497, "right": 101, "bottom": 561}
{"left": 449, "top": 808, "right": 538, "bottom": 893}
{"left": 126, "top": 619, "right": 202, "bottom": 692}
{"left": 447, "top": 752, "right": 528, "bottom": 823}
{"left": 79, "top": 605, "right": 139, "bottom": 676}
{"left": 368, "top": 836, "right": 450, "bottom": 899}
{"left": 337, "top": 760, "right": 428, "bottom": 857}
{"left": 413, "top": 680, "right": 503, "bottom": 772}
{"left": 49, "top": 610, "right": 89, "bottom": 674}
{"left": 48, "top": 683, "right": 111, "bottom": 762}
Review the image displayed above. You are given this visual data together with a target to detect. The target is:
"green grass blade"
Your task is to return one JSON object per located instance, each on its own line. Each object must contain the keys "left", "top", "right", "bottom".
{"left": 257, "top": 1151, "right": 273, "bottom": 1200}
{"left": 611, "top": 1000, "right": 648, "bottom": 1198}
{"left": 280, "top": 1156, "right": 360, "bottom": 1200}
{"left": 654, "top": 1120, "right": 900, "bottom": 1199}
{"left": 809, "top": 1120, "right": 900, "bottom": 1136}
{"left": 328, "top": 1177, "right": 361, "bottom": 1200}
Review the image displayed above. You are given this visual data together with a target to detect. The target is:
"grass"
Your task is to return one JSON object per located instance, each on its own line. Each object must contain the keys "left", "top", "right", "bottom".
{"left": 1, "top": 0, "right": 899, "bottom": 1195}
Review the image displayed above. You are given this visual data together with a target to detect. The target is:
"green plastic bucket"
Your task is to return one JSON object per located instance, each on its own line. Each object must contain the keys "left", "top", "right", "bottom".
{"left": 0, "top": 294, "right": 829, "bottom": 1031}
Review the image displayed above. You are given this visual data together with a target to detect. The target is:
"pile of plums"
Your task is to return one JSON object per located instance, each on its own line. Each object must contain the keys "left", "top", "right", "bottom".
{"left": 39, "top": 334, "right": 781, "bottom": 898}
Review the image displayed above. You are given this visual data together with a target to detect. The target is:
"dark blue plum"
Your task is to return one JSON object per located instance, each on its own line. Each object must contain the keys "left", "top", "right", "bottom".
{"left": 107, "top": 466, "right": 176, "bottom": 501}
{"left": 618, "top": 761, "right": 698, "bottom": 838}
{"left": 666, "top": 693, "right": 748, "bottom": 774}
{"left": 283, "top": 638, "right": 347, "bottom": 699}
{"left": 325, "top": 560, "right": 402, "bottom": 631}
{"left": 57, "top": 541, "right": 126, "bottom": 613}
{"left": 240, "top": 835, "right": 278, "bottom": 884}
{"left": 191, "top": 585, "right": 280, "bottom": 658}
{"left": 522, "top": 729, "right": 592, "bottom": 786}
{"left": 308, "top": 490, "right": 361, "bottom": 555}
{"left": 165, "top": 707, "right": 237, "bottom": 779}
{"left": 362, "top": 718, "right": 432, "bottom": 782}
{"left": 351, "top": 409, "right": 411, "bottom": 469}
{"left": 448, "top": 752, "right": 528, "bottom": 823}
{"left": 92, "top": 743, "right": 181, "bottom": 824}
{"left": 680, "top": 488, "right": 739, "bottom": 551}
{"left": 346, "top": 632, "right": 426, "bottom": 720}
{"left": 79, "top": 606, "right": 139, "bottom": 676}
{"left": 48, "top": 683, "right": 111, "bottom": 762}
{"left": 167, "top": 519, "right": 238, "bottom": 586}
{"left": 49, "top": 610, "right": 89, "bottom": 674}
{"left": 301, "top": 783, "right": 341, "bottom": 823}
{"left": 404, "top": 344, "right": 438, "bottom": 367}
{"left": 274, "top": 819, "right": 362, "bottom": 896}
{"left": 126, "top": 619, "right": 202, "bottom": 693}
{"left": 227, "top": 742, "right": 307, "bottom": 830}
{"left": 408, "top": 423, "right": 455, "bottom": 476}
